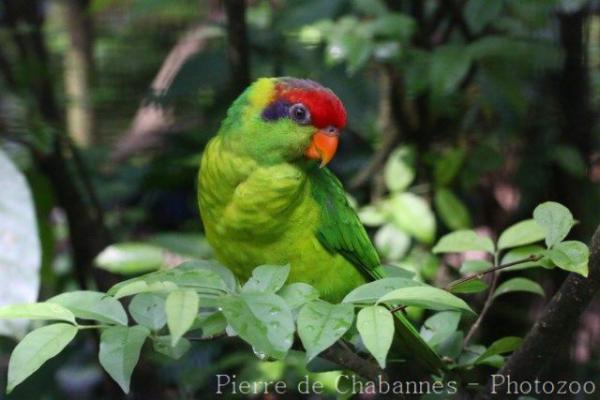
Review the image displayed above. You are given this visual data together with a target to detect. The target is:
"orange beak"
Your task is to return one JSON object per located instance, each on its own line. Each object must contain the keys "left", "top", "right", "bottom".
{"left": 304, "top": 127, "right": 339, "bottom": 167}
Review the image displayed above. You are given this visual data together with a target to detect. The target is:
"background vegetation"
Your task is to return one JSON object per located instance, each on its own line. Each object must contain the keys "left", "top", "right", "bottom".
{"left": 0, "top": 0, "right": 599, "bottom": 399}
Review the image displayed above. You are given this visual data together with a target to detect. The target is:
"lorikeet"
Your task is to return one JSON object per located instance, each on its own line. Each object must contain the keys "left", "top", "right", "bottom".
{"left": 198, "top": 77, "right": 442, "bottom": 371}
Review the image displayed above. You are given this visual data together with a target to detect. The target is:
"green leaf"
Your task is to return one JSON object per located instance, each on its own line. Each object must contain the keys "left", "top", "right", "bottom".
{"left": 384, "top": 146, "right": 415, "bottom": 192}
{"left": 434, "top": 189, "right": 472, "bottom": 230}
{"left": 48, "top": 291, "right": 127, "bottom": 326}
{"left": 498, "top": 219, "right": 546, "bottom": 250}
{"left": 148, "top": 233, "right": 213, "bottom": 259}
{"left": 111, "top": 281, "right": 178, "bottom": 299}
{"left": 465, "top": 0, "right": 503, "bottom": 33}
{"left": 95, "top": 243, "right": 165, "bottom": 275}
{"left": 242, "top": 265, "right": 290, "bottom": 294}
{"left": 551, "top": 145, "right": 587, "bottom": 177}
{"left": 458, "top": 344, "right": 503, "bottom": 368}
{"left": 548, "top": 240, "right": 589, "bottom": 277}
{"left": 0, "top": 303, "right": 75, "bottom": 324}
{"left": 178, "top": 260, "right": 237, "bottom": 291}
{"left": 367, "top": 13, "right": 415, "bottom": 40}
{"left": 468, "top": 35, "right": 560, "bottom": 66}
{"left": 99, "top": 326, "right": 150, "bottom": 393}
{"left": 432, "top": 230, "right": 495, "bottom": 254}
{"left": 356, "top": 306, "right": 394, "bottom": 368}
{"left": 405, "top": 49, "right": 431, "bottom": 97}
{"left": 342, "top": 277, "right": 424, "bottom": 304}
{"left": 434, "top": 147, "right": 466, "bottom": 186}
{"left": 374, "top": 224, "right": 411, "bottom": 260}
{"left": 321, "top": 16, "right": 375, "bottom": 74}
{"left": 381, "top": 264, "right": 416, "bottom": 279}
{"left": 107, "top": 260, "right": 230, "bottom": 298}
{"left": 420, "top": 311, "right": 461, "bottom": 347}
{"left": 357, "top": 204, "right": 387, "bottom": 227}
{"left": 297, "top": 301, "right": 354, "bottom": 361}
{"left": 500, "top": 245, "right": 554, "bottom": 271}
{"left": 0, "top": 149, "right": 41, "bottom": 339}
{"left": 459, "top": 260, "right": 492, "bottom": 274}
{"left": 343, "top": 33, "right": 374, "bottom": 75}
{"left": 449, "top": 279, "right": 488, "bottom": 294}
{"left": 128, "top": 293, "right": 167, "bottom": 331}
{"left": 278, "top": 283, "right": 319, "bottom": 310}
{"left": 436, "top": 331, "right": 464, "bottom": 359}
{"left": 7, "top": 323, "right": 77, "bottom": 393}
{"left": 152, "top": 336, "right": 191, "bottom": 359}
{"left": 194, "top": 312, "right": 227, "bottom": 339}
{"left": 475, "top": 336, "right": 522, "bottom": 364}
{"left": 533, "top": 202, "right": 575, "bottom": 248}
{"left": 353, "top": 0, "right": 387, "bottom": 17}
{"left": 388, "top": 192, "right": 436, "bottom": 244}
{"left": 430, "top": 45, "right": 472, "bottom": 96}
{"left": 378, "top": 286, "right": 473, "bottom": 313}
{"left": 501, "top": 245, "right": 548, "bottom": 271}
{"left": 493, "top": 278, "right": 545, "bottom": 299}
{"left": 219, "top": 293, "right": 294, "bottom": 359}
{"left": 166, "top": 289, "right": 199, "bottom": 346}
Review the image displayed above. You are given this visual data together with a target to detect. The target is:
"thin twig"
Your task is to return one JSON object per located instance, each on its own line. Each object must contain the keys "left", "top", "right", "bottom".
{"left": 387, "top": 255, "right": 542, "bottom": 331}
{"left": 390, "top": 305, "right": 408, "bottom": 313}
{"left": 463, "top": 249, "right": 505, "bottom": 345}
{"left": 464, "top": 271, "right": 499, "bottom": 345}
{"left": 446, "top": 255, "right": 542, "bottom": 291}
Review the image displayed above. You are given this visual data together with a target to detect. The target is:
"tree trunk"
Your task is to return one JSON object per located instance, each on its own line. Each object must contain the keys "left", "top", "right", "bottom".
{"left": 224, "top": 0, "right": 250, "bottom": 95}
{"left": 62, "top": 0, "right": 95, "bottom": 147}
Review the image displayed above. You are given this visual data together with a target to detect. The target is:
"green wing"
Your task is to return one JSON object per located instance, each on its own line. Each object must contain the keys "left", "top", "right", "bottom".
{"left": 308, "top": 166, "right": 443, "bottom": 372}
{"left": 308, "top": 166, "right": 381, "bottom": 279}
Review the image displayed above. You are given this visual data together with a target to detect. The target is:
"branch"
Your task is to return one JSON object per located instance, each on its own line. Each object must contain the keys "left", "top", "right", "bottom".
{"left": 445, "top": 255, "right": 543, "bottom": 291}
{"left": 451, "top": 254, "right": 544, "bottom": 345}
{"left": 463, "top": 271, "right": 498, "bottom": 345}
{"left": 349, "top": 65, "right": 403, "bottom": 193}
{"left": 321, "top": 341, "right": 388, "bottom": 383}
{"left": 477, "top": 225, "right": 600, "bottom": 399}
{"left": 112, "top": 24, "right": 219, "bottom": 161}
{"left": 224, "top": 0, "right": 250, "bottom": 95}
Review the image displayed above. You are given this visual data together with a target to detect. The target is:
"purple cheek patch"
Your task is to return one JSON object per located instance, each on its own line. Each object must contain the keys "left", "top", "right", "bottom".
{"left": 262, "top": 100, "right": 291, "bottom": 121}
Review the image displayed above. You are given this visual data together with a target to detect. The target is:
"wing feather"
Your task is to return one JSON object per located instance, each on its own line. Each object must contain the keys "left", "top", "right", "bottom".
{"left": 308, "top": 166, "right": 381, "bottom": 280}
{"left": 308, "top": 165, "right": 443, "bottom": 372}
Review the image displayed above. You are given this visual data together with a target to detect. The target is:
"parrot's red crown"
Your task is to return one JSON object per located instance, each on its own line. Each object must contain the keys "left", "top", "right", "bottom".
{"left": 273, "top": 78, "right": 347, "bottom": 129}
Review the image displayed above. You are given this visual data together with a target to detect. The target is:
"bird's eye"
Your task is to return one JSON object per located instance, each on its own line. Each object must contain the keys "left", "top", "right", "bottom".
{"left": 289, "top": 103, "right": 311, "bottom": 125}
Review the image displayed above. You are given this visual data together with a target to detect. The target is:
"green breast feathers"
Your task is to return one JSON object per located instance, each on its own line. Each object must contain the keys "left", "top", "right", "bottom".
{"left": 198, "top": 136, "right": 368, "bottom": 302}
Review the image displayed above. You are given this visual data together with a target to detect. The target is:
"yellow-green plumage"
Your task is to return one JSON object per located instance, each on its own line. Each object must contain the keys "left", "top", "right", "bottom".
{"left": 197, "top": 77, "right": 443, "bottom": 371}
{"left": 198, "top": 135, "right": 367, "bottom": 302}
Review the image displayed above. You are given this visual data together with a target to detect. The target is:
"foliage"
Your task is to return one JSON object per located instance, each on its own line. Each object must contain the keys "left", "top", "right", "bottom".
{"left": 0, "top": 200, "right": 590, "bottom": 394}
